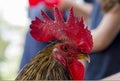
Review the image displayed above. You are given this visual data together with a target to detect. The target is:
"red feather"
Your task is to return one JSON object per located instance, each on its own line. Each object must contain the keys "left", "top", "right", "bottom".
{"left": 30, "top": 7, "right": 93, "bottom": 54}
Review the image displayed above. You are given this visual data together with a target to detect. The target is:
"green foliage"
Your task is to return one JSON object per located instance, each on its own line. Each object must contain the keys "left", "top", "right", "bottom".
{"left": 0, "top": 38, "right": 9, "bottom": 61}
{"left": 0, "top": 16, "right": 26, "bottom": 80}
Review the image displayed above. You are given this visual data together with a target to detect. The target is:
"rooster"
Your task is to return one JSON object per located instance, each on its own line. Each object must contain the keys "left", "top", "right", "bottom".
{"left": 15, "top": 7, "right": 93, "bottom": 80}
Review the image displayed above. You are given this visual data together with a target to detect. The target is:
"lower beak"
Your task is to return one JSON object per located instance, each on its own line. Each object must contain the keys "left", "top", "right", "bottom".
{"left": 77, "top": 54, "right": 90, "bottom": 63}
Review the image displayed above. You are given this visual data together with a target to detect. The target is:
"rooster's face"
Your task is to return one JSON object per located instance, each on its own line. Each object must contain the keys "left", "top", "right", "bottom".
{"left": 52, "top": 40, "right": 90, "bottom": 67}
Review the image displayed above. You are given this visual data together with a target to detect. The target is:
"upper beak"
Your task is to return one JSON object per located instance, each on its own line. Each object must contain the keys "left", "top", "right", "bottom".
{"left": 77, "top": 54, "right": 90, "bottom": 63}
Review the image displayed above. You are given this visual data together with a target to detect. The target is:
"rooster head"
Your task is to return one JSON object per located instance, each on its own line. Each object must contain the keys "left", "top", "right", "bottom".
{"left": 30, "top": 7, "right": 93, "bottom": 80}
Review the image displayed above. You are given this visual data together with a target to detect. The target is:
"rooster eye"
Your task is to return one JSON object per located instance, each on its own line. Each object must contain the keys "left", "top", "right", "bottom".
{"left": 61, "top": 45, "right": 69, "bottom": 52}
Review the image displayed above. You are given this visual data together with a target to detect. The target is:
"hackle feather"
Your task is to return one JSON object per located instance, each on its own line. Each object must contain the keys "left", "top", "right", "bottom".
{"left": 15, "top": 42, "right": 72, "bottom": 80}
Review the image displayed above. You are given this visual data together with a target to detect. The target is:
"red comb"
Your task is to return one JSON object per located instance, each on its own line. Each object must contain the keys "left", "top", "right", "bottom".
{"left": 30, "top": 7, "right": 93, "bottom": 54}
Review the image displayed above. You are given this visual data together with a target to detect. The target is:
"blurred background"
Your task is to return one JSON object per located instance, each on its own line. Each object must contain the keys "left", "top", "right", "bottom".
{"left": 0, "top": 0, "right": 28, "bottom": 80}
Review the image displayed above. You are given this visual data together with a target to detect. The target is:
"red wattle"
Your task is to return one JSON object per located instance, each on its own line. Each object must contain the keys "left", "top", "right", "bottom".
{"left": 67, "top": 59, "right": 85, "bottom": 80}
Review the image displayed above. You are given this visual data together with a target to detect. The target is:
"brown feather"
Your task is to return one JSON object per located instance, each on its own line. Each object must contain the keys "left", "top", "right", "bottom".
{"left": 15, "top": 42, "right": 72, "bottom": 80}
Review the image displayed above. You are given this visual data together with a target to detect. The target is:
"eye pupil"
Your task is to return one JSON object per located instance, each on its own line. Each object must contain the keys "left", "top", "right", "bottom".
{"left": 61, "top": 44, "right": 69, "bottom": 52}
{"left": 62, "top": 45, "right": 69, "bottom": 52}
{"left": 63, "top": 46, "right": 68, "bottom": 50}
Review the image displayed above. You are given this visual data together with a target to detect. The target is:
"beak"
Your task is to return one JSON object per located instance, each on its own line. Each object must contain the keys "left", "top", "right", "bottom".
{"left": 77, "top": 54, "right": 90, "bottom": 63}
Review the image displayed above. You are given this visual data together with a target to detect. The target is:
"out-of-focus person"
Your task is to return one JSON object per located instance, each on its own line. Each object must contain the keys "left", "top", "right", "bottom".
{"left": 60, "top": 0, "right": 120, "bottom": 80}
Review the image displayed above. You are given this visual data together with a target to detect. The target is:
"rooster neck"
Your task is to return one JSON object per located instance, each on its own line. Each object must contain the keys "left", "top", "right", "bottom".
{"left": 66, "top": 58, "right": 85, "bottom": 80}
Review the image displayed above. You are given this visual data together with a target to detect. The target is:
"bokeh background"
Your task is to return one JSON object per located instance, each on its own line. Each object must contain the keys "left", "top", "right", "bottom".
{"left": 0, "top": 0, "right": 28, "bottom": 80}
